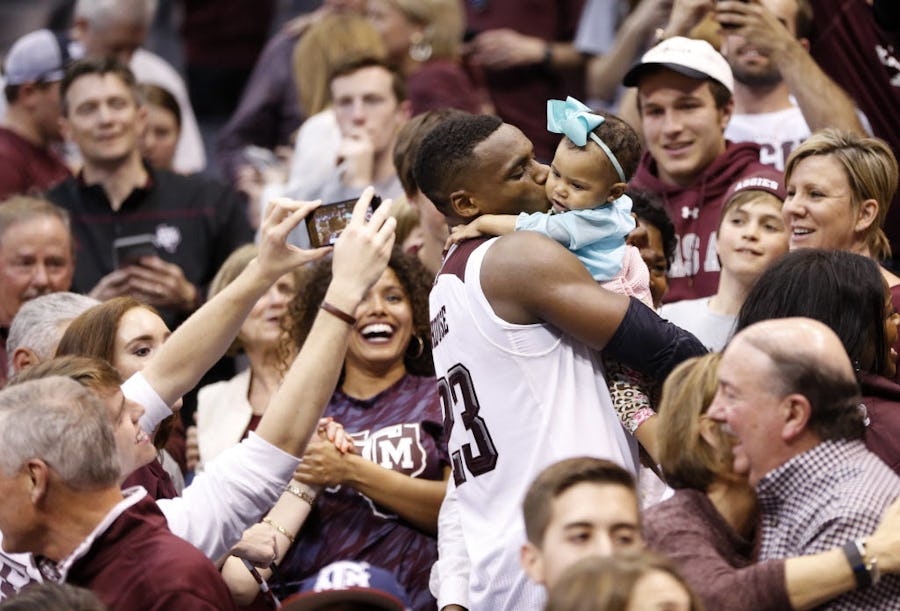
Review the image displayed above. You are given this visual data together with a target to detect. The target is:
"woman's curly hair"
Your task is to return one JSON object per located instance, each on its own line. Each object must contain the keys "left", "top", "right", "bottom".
{"left": 279, "top": 247, "right": 435, "bottom": 378}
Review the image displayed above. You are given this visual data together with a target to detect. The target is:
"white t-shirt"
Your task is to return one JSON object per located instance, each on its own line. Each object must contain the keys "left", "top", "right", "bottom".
{"left": 660, "top": 297, "right": 735, "bottom": 352}
{"left": 726, "top": 98, "right": 872, "bottom": 171}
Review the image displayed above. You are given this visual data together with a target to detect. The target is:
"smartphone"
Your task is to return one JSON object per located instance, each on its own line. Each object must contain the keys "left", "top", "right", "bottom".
{"left": 305, "top": 195, "right": 383, "bottom": 248}
{"left": 113, "top": 234, "right": 159, "bottom": 268}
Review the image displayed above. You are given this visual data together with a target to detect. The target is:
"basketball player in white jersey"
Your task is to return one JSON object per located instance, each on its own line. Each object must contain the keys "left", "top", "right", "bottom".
{"left": 414, "top": 113, "right": 705, "bottom": 611}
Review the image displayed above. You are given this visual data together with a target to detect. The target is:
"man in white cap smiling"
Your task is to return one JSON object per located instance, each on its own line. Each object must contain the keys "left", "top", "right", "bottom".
{"left": 623, "top": 36, "right": 770, "bottom": 305}
{"left": 0, "top": 29, "right": 73, "bottom": 200}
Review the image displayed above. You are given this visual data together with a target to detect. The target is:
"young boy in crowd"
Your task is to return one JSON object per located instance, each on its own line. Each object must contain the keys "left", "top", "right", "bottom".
{"left": 660, "top": 169, "right": 788, "bottom": 351}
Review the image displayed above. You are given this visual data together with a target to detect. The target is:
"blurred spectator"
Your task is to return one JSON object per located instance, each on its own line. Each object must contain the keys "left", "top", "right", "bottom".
{"left": 215, "top": 0, "right": 366, "bottom": 184}
{"left": 70, "top": 0, "right": 206, "bottom": 173}
{"left": 718, "top": 0, "right": 866, "bottom": 170}
{"left": 578, "top": 0, "right": 670, "bottom": 110}
{"left": 545, "top": 552, "right": 702, "bottom": 611}
{"left": 0, "top": 30, "right": 73, "bottom": 199}
{"left": 285, "top": 57, "right": 410, "bottom": 245}
{"left": 464, "top": 0, "right": 587, "bottom": 161}
{"left": 179, "top": 0, "right": 275, "bottom": 121}
{"left": 627, "top": 188, "right": 676, "bottom": 309}
{"left": 46, "top": 58, "right": 252, "bottom": 329}
{"left": 0, "top": 196, "right": 74, "bottom": 387}
{"left": 366, "top": 0, "right": 488, "bottom": 115}
{"left": 807, "top": 0, "right": 900, "bottom": 266}
{"left": 136, "top": 83, "right": 180, "bottom": 171}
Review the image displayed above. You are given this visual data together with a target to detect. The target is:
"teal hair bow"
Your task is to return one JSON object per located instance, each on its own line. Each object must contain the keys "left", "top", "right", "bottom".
{"left": 546, "top": 96, "right": 627, "bottom": 182}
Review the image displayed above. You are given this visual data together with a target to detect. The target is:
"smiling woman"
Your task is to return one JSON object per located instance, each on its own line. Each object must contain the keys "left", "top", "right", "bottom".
{"left": 55, "top": 296, "right": 182, "bottom": 500}
{"left": 228, "top": 247, "right": 448, "bottom": 610}
{"left": 783, "top": 128, "right": 900, "bottom": 374}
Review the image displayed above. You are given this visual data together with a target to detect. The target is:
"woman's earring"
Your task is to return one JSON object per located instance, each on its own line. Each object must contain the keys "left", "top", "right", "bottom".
{"left": 408, "top": 334, "right": 425, "bottom": 359}
{"left": 409, "top": 31, "right": 433, "bottom": 63}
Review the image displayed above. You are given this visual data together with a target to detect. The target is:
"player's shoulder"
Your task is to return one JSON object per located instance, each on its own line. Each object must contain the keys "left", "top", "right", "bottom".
{"left": 485, "top": 230, "right": 578, "bottom": 273}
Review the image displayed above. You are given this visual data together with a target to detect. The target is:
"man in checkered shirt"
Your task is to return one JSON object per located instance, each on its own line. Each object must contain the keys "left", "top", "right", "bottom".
{"left": 708, "top": 317, "right": 900, "bottom": 610}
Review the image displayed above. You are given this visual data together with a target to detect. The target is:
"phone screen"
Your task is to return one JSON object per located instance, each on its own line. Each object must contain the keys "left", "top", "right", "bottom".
{"left": 305, "top": 195, "right": 383, "bottom": 248}
{"left": 113, "top": 234, "right": 158, "bottom": 268}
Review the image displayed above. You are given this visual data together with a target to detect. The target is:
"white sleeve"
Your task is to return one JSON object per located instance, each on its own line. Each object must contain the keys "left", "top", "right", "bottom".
{"left": 122, "top": 371, "right": 171, "bottom": 435}
{"left": 430, "top": 477, "right": 470, "bottom": 609}
{"left": 156, "top": 432, "right": 300, "bottom": 560}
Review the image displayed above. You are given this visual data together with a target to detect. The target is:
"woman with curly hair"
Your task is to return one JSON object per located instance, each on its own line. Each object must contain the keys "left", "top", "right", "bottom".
{"left": 225, "top": 247, "right": 448, "bottom": 611}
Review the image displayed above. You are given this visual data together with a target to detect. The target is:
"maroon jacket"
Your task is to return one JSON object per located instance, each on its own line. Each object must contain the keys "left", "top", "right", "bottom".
{"left": 860, "top": 372, "right": 900, "bottom": 475}
{"left": 66, "top": 494, "right": 236, "bottom": 611}
{"left": 631, "top": 141, "right": 769, "bottom": 303}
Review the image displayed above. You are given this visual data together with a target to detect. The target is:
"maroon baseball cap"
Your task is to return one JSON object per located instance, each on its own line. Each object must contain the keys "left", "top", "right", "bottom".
{"left": 722, "top": 167, "right": 787, "bottom": 205}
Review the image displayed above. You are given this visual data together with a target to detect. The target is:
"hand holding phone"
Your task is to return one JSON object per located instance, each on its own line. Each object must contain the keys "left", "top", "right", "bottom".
{"left": 306, "top": 195, "right": 383, "bottom": 248}
{"left": 113, "top": 234, "right": 159, "bottom": 269}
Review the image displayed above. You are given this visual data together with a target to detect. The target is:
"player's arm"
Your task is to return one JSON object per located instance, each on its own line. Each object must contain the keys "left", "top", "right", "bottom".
{"left": 481, "top": 232, "right": 705, "bottom": 378}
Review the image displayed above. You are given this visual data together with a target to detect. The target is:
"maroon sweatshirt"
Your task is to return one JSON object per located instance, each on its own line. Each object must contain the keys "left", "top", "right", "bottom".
{"left": 632, "top": 141, "right": 769, "bottom": 303}
{"left": 66, "top": 495, "right": 236, "bottom": 611}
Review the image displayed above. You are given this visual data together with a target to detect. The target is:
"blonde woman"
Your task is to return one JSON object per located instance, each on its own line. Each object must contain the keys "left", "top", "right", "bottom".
{"left": 366, "top": 0, "right": 489, "bottom": 115}
{"left": 782, "top": 128, "right": 900, "bottom": 363}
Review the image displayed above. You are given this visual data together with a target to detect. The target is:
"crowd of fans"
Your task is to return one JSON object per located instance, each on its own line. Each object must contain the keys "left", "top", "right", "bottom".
{"left": 0, "top": 0, "right": 898, "bottom": 610}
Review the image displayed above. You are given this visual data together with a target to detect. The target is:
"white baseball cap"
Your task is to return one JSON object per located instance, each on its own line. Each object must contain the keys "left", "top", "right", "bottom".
{"left": 3, "top": 29, "right": 72, "bottom": 86}
{"left": 623, "top": 36, "right": 734, "bottom": 94}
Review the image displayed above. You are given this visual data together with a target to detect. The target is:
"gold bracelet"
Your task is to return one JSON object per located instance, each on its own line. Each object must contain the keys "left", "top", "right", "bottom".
{"left": 284, "top": 483, "right": 316, "bottom": 506}
{"left": 262, "top": 517, "right": 295, "bottom": 543}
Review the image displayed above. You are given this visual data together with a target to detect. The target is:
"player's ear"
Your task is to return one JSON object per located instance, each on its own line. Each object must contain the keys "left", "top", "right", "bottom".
{"left": 449, "top": 190, "right": 480, "bottom": 219}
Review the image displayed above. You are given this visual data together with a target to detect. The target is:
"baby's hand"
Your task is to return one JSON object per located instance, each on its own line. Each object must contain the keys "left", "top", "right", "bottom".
{"left": 445, "top": 223, "right": 486, "bottom": 252}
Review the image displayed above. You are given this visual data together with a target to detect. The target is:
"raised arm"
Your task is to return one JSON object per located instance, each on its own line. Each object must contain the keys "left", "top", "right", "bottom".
{"left": 716, "top": 0, "right": 865, "bottom": 134}
{"left": 253, "top": 189, "right": 396, "bottom": 456}
{"left": 140, "top": 198, "right": 332, "bottom": 408}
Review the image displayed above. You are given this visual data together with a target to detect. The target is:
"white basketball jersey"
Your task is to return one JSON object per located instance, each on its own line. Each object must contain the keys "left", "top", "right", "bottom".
{"left": 430, "top": 238, "right": 639, "bottom": 611}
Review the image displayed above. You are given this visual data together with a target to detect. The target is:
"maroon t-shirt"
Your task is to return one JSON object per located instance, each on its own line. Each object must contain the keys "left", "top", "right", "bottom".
{"left": 0, "top": 127, "right": 70, "bottom": 200}
{"left": 276, "top": 374, "right": 448, "bottom": 611}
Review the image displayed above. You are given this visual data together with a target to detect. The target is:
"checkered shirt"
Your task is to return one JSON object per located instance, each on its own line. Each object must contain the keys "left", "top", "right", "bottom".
{"left": 757, "top": 439, "right": 900, "bottom": 610}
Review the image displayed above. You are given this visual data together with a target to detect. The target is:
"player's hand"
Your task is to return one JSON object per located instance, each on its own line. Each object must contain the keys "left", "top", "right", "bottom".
{"left": 444, "top": 223, "right": 486, "bottom": 252}
{"left": 125, "top": 256, "right": 198, "bottom": 311}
